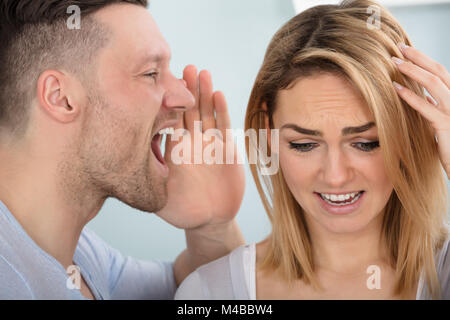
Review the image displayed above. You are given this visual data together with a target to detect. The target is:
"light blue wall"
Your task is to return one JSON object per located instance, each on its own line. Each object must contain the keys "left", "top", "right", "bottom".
{"left": 86, "top": 1, "right": 450, "bottom": 262}
{"left": 388, "top": 4, "right": 450, "bottom": 70}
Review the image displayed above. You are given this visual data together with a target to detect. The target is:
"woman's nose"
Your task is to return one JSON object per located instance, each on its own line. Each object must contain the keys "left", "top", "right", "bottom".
{"left": 321, "top": 149, "right": 353, "bottom": 188}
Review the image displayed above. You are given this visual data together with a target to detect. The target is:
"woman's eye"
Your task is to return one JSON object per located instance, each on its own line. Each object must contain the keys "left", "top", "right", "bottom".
{"left": 288, "top": 141, "right": 380, "bottom": 153}
{"left": 353, "top": 141, "right": 380, "bottom": 152}
{"left": 289, "top": 142, "right": 317, "bottom": 152}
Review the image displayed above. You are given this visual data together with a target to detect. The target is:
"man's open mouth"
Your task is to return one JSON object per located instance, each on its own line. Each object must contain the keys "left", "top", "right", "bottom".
{"left": 151, "top": 133, "right": 165, "bottom": 165}
{"left": 150, "top": 126, "right": 175, "bottom": 166}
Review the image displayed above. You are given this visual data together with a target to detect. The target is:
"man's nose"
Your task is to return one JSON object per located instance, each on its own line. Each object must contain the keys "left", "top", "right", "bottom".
{"left": 162, "top": 74, "right": 195, "bottom": 111}
{"left": 321, "top": 148, "right": 353, "bottom": 188}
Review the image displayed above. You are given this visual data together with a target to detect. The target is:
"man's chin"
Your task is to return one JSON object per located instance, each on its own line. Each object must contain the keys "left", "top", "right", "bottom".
{"left": 144, "top": 186, "right": 168, "bottom": 213}
{"left": 115, "top": 181, "right": 168, "bottom": 214}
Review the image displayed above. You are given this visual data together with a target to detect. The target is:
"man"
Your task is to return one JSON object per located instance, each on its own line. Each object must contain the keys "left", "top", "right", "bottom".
{"left": 0, "top": 0, "right": 246, "bottom": 299}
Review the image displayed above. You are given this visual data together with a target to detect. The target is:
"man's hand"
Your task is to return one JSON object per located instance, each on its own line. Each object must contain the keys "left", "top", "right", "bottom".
{"left": 156, "top": 65, "right": 245, "bottom": 230}
{"left": 155, "top": 65, "right": 246, "bottom": 285}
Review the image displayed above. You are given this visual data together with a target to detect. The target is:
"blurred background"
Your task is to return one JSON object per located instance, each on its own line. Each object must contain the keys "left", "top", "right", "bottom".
{"left": 87, "top": 0, "right": 450, "bottom": 262}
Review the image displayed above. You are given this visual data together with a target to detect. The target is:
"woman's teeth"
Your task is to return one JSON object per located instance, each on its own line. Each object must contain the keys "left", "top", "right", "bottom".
{"left": 319, "top": 191, "right": 363, "bottom": 206}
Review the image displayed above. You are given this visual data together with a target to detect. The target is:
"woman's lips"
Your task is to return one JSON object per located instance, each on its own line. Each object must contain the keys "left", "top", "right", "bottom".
{"left": 315, "top": 191, "right": 365, "bottom": 215}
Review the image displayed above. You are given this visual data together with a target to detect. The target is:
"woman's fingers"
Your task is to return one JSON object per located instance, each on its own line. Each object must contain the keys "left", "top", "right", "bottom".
{"left": 393, "top": 47, "right": 450, "bottom": 179}
{"left": 393, "top": 81, "right": 442, "bottom": 127}
{"left": 392, "top": 56, "right": 449, "bottom": 109}
{"left": 399, "top": 43, "right": 450, "bottom": 89}
{"left": 426, "top": 95, "right": 438, "bottom": 106}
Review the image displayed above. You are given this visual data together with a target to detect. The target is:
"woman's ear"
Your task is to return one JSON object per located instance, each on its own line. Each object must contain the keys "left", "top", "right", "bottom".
{"left": 262, "top": 102, "right": 271, "bottom": 149}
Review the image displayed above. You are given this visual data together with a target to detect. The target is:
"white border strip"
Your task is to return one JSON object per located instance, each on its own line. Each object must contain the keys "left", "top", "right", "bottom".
{"left": 292, "top": 0, "right": 450, "bottom": 14}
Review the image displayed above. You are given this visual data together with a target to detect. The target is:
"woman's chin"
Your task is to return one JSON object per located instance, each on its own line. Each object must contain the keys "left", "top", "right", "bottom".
{"left": 313, "top": 213, "right": 380, "bottom": 236}
{"left": 324, "top": 223, "right": 368, "bottom": 235}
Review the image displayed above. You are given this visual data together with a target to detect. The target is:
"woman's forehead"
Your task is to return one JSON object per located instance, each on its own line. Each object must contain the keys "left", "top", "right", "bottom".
{"left": 275, "top": 74, "right": 374, "bottom": 126}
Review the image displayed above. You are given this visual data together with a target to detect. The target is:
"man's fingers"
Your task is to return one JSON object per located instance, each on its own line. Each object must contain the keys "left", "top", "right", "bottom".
{"left": 172, "top": 115, "right": 184, "bottom": 130}
{"left": 199, "top": 70, "right": 216, "bottom": 132}
{"left": 183, "top": 65, "right": 200, "bottom": 131}
{"left": 214, "top": 91, "right": 230, "bottom": 133}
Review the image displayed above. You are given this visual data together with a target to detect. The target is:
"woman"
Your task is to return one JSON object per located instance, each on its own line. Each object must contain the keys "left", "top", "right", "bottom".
{"left": 175, "top": 0, "right": 450, "bottom": 299}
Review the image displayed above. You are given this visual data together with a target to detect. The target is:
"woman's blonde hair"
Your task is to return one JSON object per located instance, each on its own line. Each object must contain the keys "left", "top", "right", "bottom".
{"left": 245, "top": 0, "right": 449, "bottom": 299}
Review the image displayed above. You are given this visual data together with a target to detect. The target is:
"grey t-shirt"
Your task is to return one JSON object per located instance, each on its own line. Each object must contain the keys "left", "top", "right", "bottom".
{"left": 0, "top": 200, "right": 176, "bottom": 299}
{"left": 176, "top": 238, "right": 450, "bottom": 300}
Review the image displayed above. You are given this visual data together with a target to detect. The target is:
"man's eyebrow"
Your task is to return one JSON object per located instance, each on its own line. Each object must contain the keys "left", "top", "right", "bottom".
{"left": 280, "top": 122, "right": 376, "bottom": 137}
{"left": 138, "top": 52, "right": 171, "bottom": 65}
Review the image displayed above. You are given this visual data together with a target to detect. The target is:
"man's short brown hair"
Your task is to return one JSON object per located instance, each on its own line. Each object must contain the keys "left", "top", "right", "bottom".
{"left": 0, "top": 0, "right": 148, "bottom": 137}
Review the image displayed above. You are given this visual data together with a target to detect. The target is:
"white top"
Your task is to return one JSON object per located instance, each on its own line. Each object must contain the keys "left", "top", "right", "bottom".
{"left": 175, "top": 239, "right": 450, "bottom": 300}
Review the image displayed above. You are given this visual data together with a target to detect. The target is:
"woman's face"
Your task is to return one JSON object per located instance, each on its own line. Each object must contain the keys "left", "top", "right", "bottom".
{"left": 272, "top": 73, "right": 394, "bottom": 234}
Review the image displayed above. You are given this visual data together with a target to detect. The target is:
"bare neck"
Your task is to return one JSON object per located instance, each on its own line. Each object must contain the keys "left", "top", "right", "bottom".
{"left": 306, "top": 213, "right": 390, "bottom": 275}
{"left": 0, "top": 144, "right": 104, "bottom": 270}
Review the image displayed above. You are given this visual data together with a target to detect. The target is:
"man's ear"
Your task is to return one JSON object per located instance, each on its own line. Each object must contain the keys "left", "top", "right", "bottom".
{"left": 36, "top": 70, "right": 81, "bottom": 123}
{"left": 261, "top": 102, "right": 271, "bottom": 149}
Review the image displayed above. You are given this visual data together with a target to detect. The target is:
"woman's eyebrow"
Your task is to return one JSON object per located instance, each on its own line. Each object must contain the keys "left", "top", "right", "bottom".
{"left": 280, "top": 122, "right": 376, "bottom": 136}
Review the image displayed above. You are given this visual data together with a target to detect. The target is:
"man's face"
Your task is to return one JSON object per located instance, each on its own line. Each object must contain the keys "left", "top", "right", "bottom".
{"left": 76, "top": 4, "right": 194, "bottom": 212}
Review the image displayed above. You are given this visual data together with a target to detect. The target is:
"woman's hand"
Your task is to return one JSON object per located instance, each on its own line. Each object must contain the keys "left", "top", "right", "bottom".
{"left": 392, "top": 43, "right": 450, "bottom": 179}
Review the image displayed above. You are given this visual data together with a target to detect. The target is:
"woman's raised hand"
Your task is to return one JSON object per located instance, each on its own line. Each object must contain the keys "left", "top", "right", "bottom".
{"left": 392, "top": 43, "right": 450, "bottom": 179}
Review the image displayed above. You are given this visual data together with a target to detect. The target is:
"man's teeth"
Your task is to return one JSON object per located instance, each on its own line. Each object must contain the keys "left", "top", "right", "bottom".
{"left": 158, "top": 127, "right": 174, "bottom": 135}
{"left": 319, "top": 191, "right": 362, "bottom": 205}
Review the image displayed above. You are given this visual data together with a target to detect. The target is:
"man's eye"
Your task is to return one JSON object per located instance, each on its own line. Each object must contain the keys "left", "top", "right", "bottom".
{"left": 289, "top": 142, "right": 317, "bottom": 152}
{"left": 145, "top": 72, "right": 159, "bottom": 80}
{"left": 353, "top": 141, "right": 380, "bottom": 152}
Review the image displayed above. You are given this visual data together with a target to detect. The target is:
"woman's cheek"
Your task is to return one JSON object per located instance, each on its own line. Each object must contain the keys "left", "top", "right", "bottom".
{"left": 358, "top": 152, "right": 392, "bottom": 189}
{"left": 280, "top": 151, "right": 315, "bottom": 196}
{"left": 353, "top": 152, "right": 394, "bottom": 209}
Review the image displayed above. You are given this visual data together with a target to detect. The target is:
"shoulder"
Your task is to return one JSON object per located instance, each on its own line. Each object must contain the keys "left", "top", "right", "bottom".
{"left": 78, "top": 228, "right": 178, "bottom": 300}
{"left": 174, "top": 269, "right": 205, "bottom": 300}
{"left": 175, "top": 251, "right": 235, "bottom": 300}
{"left": 437, "top": 224, "right": 450, "bottom": 271}
{"left": 76, "top": 227, "right": 130, "bottom": 270}
{"left": 175, "top": 243, "right": 255, "bottom": 300}
{"left": 76, "top": 227, "right": 115, "bottom": 273}
{"left": 0, "top": 255, "right": 34, "bottom": 299}
{"left": 437, "top": 232, "right": 450, "bottom": 299}
{"left": 77, "top": 227, "right": 110, "bottom": 255}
